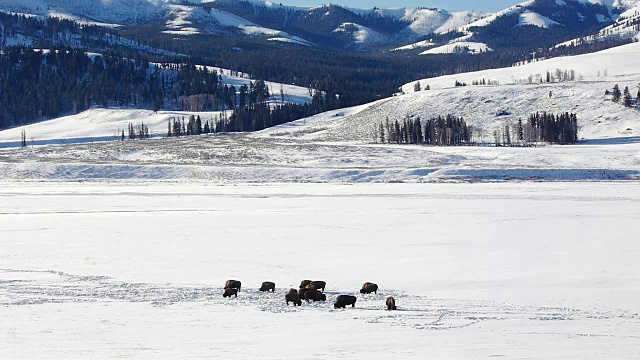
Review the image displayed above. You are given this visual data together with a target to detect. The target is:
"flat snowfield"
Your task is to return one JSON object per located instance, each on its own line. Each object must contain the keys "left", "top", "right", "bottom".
{"left": 1, "top": 181, "right": 639, "bottom": 359}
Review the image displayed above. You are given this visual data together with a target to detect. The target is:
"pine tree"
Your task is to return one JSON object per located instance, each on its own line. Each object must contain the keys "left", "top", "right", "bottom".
{"left": 612, "top": 84, "right": 622, "bottom": 103}
{"left": 167, "top": 119, "right": 172, "bottom": 137}
{"left": 623, "top": 86, "right": 632, "bottom": 107}
{"left": 517, "top": 118, "right": 524, "bottom": 141}
{"left": 414, "top": 81, "right": 421, "bottom": 92}
{"left": 378, "top": 122, "right": 385, "bottom": 143}
{"left": 196, "top": 115, "right": 202, "bottom": 135}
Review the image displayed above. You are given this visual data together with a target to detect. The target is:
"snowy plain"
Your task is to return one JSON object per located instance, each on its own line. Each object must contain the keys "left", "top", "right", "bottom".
{"left": 1, "top": 181, "right": 639, "bottom": 359}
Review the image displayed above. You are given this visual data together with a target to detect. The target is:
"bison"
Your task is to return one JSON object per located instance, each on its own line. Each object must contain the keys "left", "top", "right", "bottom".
{"left": 223, "top": 288, "right": 238, "bottom": 298}
{"left": 299, "top": 280, "right": 312, "bottom": 289}
{"left": 307, "top": 281, "right": 326, "bottom": 292}
{"left": 285, "top": 289, "right": 302, "bottom": 306}
{"left": 260, "top": 281, "right": 276, "bottom": 292}
{"left": 334, "top": 295, "right": 357, "bottom": 309}
{"left": 360, "top": 282, "right": 378, "bottom": 294}
{"left": 298, "top": 287, "right": 310, "bottom": 299}
{"left": 224, "top": 280, "right": 241, "bottom": 291}
{"left": 304, "top": 289, "right": 327, "bottom": 302}
{"left": 386, "top": 296, "right": 396, "bottom": 310}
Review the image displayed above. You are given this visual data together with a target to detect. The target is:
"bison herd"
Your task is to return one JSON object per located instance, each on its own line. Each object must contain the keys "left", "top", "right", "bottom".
{"left": 223, "top": 279, "right": 397, "bottom": 310}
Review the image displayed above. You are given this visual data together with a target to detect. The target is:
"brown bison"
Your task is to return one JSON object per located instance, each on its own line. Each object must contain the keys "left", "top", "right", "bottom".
{"left": 285, "top": 289, "right": 302, "bottom": 306}
{"left": 360, "top": 282, "right": 378, "bottom": 294}
{"left": 259, "top": 281, "right": 276, "bottom": 292}
{"left": 307, "top": 281, "right": 326, "bottom": 292}
{"left": 299, "top": 280, "right": 312, "bottom": 289}
{"left": 304, "top": 289, "right": 327, "bottom": 302}
{"left": 334, "top": 295, "right": 357, "bottom": 309}
{"left": 298, "top": 287, "right": 310, "bottom": 299}
{"left": 223, "top": 288, "right": 238, "bottom": 298}
{"left": 386, "top": 296, "right": 397, "bottom": 310}
{"left": 224, "top": 280, "right": 241, "bottom": 291}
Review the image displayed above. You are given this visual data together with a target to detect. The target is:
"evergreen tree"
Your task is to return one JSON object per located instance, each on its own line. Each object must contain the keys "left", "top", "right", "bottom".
{"left": 517, "top": 118, "right": 524, "bottom": 141}
{"left": 196, "top": 115, "right": 202, "bottom": 135}
{"left": 612, "top": 84, "right": 622, "bottom": 103}
{"left": 623, "top": 86, "right": 632, "bottom": 107}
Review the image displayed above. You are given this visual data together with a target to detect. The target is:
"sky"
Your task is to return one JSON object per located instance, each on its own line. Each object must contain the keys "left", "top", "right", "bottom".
{"left": 279, "top": 0, "right": 520, "bottom": 11}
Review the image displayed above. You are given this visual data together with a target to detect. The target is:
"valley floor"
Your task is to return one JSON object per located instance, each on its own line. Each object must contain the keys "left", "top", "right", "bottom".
{"left": 1, "top": 134, "right": 639, "bottom": 182}
{"left": 1, "top": 181, "right": 639, "bottom": 359}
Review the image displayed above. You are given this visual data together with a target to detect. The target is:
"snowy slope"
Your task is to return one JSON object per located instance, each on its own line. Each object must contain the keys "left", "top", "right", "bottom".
{"left": 256, "top": 42, "right": 640, "bottom": 145}
{"left": 556, "top": 3, "right": 640, "bottom": 46}
{"left": 163, "top": 4, "right": 313, "bottom": 44}
{"left": 403, "top": 40, "right": 640, "bottom": 91}
{"left": 420, "top": 41, "right": 491, "bottom": 54}
{"left": 0, "top": 0, "right": 165, "bottom": 24}
{"left": 400, "top": 8, "right": 491, "bottom": 36}
{"left": 518, "top": 10, "right": 561, "bottom": 27}
{"left": 333, "top": 22, "right": 389, "bottom": 44}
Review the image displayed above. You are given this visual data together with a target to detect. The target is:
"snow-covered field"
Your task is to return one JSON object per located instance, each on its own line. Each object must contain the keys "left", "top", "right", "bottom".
{"left": 1, "top": 181, "right": 639, "bottom": 359}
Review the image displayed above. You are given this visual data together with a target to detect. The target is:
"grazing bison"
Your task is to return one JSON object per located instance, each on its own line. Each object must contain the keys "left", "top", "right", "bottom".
{"left": 224, "top": 280, "right": 241, "bottom": 291}
{"left": 223, "top": 288, "right": 238, "bottom": 298}
{"left": 299, "top": 280, "right": 312, "bottom": 289}
{"left": 304, "top": 289, "right": 327, "bottom": 302}
{"left": 260, "top": 281, "right": 276, "bottom": 292}
{"left": 285, "top": 289, "right": 302, "bottom": 306}
{"left": 334, "top": 295, "right": 357, "bottom": 309}
{"left": 386, "top": 296, "right": 397, "bottom": 310}
{"left": 308, "top": 281, "right": 326, "bottom": 292}
{"left": 360, "top": 282, "right": 378, "bottom": 294}
{"left": 298, "top": 287, "right": 310, "bottom": 299}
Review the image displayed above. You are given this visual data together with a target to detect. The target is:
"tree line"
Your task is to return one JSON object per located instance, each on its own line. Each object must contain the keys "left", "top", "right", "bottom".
{"left": 494, "top": 113, "right": 579, "bottom": 145}
{"left": 373, "top": 112, "right": 578, "bottom": 146}
{"left": 375, "top": 115, "right": 472, "bottom": 146}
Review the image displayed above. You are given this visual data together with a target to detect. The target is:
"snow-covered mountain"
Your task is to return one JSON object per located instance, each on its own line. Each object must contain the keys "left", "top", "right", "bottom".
{"left": 4, "top": 0, "right": 638, "bottom": 53}
{"left": 0, "top": 0, "right": 491, "bottom": 51}
{"left": 392, "top": 0, "right": 636, "bottom": 55}
{"left": 556, "top": 0, "right": 640, "bottom": 47}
